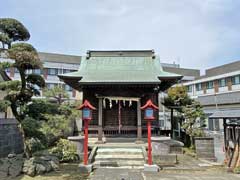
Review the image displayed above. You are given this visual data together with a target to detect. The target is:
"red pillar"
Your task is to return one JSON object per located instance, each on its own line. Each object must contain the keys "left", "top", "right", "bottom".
{"left": 147, "top": 120, "right": 152, "bottom": 165}
{"left": 83, "top": 119, "right": 89, "bottom": 165}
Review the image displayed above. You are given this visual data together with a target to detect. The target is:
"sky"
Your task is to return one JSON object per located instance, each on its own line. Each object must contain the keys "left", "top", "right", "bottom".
{"left": 1, "top": 0, "right": 240, "bottom": 73}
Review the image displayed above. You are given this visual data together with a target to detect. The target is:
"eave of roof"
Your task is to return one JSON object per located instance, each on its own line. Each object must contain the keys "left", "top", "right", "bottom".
{"left": 209, "top": 110, "right": 240, "bottom": 119}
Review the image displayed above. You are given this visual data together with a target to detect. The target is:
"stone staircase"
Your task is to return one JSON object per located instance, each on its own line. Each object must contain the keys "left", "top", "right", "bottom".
{"left": 92, "top": 147, "right": 146, "bottom": 168}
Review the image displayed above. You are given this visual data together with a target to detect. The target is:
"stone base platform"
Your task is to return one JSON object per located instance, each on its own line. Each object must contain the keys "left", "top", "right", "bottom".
{"left": 79, "top": 164, "right": 93, "bottom": 174}
{"left": 144, "top": 164, "right": 160, "bottom": 172}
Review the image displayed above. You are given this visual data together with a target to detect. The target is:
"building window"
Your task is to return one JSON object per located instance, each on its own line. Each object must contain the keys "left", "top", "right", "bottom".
{"left": 57, "top": 69, "right": 63, "bottom": 74}
{"left": 218, "top": 78, "right": 226, "bottom": 87}
{"left": 208, "top": 119, "right": 220, "bottom": 131}
{"left": 33, "top": 69, "right": 42, "bottom": 75}
{"left": 186, "top": 85, "right": 192, "bottom": 92}
{"left": 14, "top": 68, "right": 19, "bottom": 73}
{"left": 65, "top": 84, "right": 72, "bottom": 91}
{"left": 159, "top": 113, "right": 166, "bottom": 128}
{"left": 159, "top": 119, "right": 165, "bottom": 128}
{"left": 63, "top": 69, "right": 73, "bottom": 73}
{"left": 5, "top": 68, "right": 10, "bottom": 73}
{"left": 206, "top": 81, "right": 214, "bottom": 89}
{"left": 47, "top": 68, "right": 58, "bottom": 75}
{"left": 195, "top": 83, "right": 202, "bottom": 91}
{"left": 232, "top": 75, "right": 240, "bottom": 85}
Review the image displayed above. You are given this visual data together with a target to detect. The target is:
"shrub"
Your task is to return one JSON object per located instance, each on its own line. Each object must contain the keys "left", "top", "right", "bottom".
{"left": 234, "top": 166, "right": 240, "bottom": 174}
{"left": 26, "top": 137, "right": 46, "bottom": 153}
{"left": 40, "top": 114, "right": 73, "bottom": 146}
{"left": 192, "top": 128, "right": 205, "bottom": 137}
{"left": 183, "top": 147, "right": 196, "bottom": 157}
{"left": 22, "top": 117, "right": 46, "bottom": 144}
{"left": 49, "top": 139, "right": 79, "bottom": 162}
{"left": 39, "top": 103, "right": 77, "bottom": 146}
{"left": 26, "top": 99, "right": 59, "bottom": 119}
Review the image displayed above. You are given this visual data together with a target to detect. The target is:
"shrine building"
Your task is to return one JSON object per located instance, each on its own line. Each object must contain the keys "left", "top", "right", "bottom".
{"left": 58, "top": 50, "right": 182, "bottom": 142}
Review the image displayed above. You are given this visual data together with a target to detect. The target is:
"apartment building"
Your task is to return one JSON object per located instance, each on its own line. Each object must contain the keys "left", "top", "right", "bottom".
{"left": 1, "top": 52, "right": 81, "bottom": 100}
{"left": 183, "top": 60, "right": 240, "bottom": 132}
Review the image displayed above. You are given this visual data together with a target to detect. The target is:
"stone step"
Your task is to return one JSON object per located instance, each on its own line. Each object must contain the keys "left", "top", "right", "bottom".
{"left": 97, "top": 152, "right": 143, "bottom": 155}
{"left": 93, "top": 160, "right": 145, "bottom": 168}
{"left": 95, "top": 166, "right": 144, "bottom": 169}
{"left": 95, "top": 154, "right": 144, "bottom": 161}
{"left": 92, "top": 147, "right": 146, "bottom": 168}
{"left": 97, "top": 149, "right": 143, "bottom": 155}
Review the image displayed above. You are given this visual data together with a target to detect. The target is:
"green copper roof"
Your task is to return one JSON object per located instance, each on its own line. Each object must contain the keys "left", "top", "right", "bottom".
{"left": 59, "top": 55, "right": 182, "bottom": 85}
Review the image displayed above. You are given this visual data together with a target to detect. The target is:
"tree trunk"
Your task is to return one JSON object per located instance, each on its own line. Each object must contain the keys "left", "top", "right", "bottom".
{"left": 19, "top": 69, "right": 26, "bottom": 91}
{"left": 11, "top": 103, "right": 20, "bottom": 120}
{"left": 170, "top": 108, "right": 174, "bottom": 138}
{"left": 4, "top": 110, "right": 7, "bottom": 119}
{"left": 18, "top": 123, "right": 31, "bottom": 158}
{"left": 190, "top": 136, "right": 194, "bottom": 148}
{"left": 10, "top": 103, "right": 31, "bottom": 158}
{"left": 7, "top": 43, "right": 11, "bottom": 49}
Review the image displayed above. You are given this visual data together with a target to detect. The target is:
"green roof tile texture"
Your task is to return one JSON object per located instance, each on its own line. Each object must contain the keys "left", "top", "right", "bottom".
{"left": 60, "top": 56, "right": 182, "bottom": 83}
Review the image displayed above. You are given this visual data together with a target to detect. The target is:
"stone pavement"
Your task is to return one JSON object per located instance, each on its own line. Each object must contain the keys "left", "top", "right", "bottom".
{"left": 164, "top": 154, "right": 205, "bottom": 170}
{"left": 89, "top": 155, "right": 239, "bottom": 180}
{"left": 90, "top": 168, "right": 240, "bottom": 180}
{"left": 90, "top": 168, "right": 144, "bottom": 180}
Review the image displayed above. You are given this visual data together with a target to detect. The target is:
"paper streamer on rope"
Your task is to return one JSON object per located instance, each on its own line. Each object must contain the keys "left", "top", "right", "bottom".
{"left": 103, "top": 98, "right": 106, "bottom": 108}
{"left": 129, "top": 100, "right": 132, "bottom": 107}
{"left": 98, "top": 96, "right": 140, "bottom": 109}
{"left": 110, "top": 100, "right": 112, "bottom": 109}
{"left": 106, "top": 96, "right": 139, "bottom": 102}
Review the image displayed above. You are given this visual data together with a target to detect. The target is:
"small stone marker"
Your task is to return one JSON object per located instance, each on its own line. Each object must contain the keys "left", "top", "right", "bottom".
{"left": 79, "top": 164, "right": 93, "bottom": 174}
{"left": 144, "top": 164, "right": 160, "bottom": 172}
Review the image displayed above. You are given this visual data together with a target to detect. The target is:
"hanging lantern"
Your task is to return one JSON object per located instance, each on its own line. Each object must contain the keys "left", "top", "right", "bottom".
{"left": 77, "top": 100, "right": 96, "bottom": 120}
{"left": 141, "top": 99, "right": 159, "bottom": 120}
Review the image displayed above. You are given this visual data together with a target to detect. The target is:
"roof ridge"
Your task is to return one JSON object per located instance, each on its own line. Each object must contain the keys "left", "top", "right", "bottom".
{"left": 86, "top": 50, "right": 155, "bottom": 59}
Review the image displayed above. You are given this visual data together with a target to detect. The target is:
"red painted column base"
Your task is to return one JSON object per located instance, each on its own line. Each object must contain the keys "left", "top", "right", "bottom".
{"left": 147, "top": 120, "right": 152, "bottom": 165}
{"left": 83, "top": 119, "right": 89, "bottom": 165}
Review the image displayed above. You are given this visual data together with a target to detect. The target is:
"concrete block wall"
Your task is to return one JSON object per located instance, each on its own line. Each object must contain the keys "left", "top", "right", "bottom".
{"left": 0, "top": 119, "right": 23, "bottom": 157}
